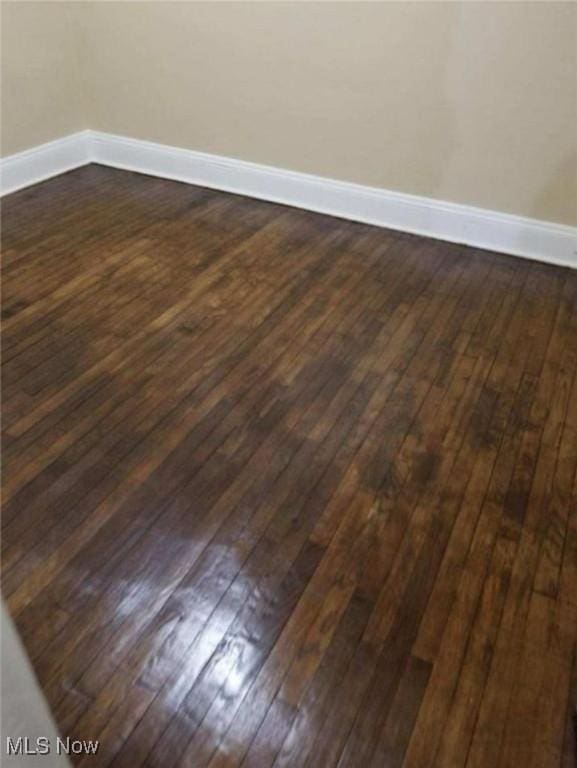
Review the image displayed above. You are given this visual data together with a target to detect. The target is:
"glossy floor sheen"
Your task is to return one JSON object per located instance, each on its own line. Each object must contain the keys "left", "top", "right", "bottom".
{"left": 1, "top": 165, "right": 576, "bottom": 768}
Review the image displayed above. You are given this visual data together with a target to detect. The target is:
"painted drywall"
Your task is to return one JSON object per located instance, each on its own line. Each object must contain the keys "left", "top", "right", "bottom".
{"left": 0, "top": 1, "right": 87, "bottom": 156}
{"left": 1, "top": 602, "right": 72, "bottom": 766}
{"left": 2, "top": 1, "right": 576, "bottom": 226}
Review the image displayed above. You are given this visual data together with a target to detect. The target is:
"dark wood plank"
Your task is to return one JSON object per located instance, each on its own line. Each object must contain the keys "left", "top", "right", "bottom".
{"left": 2, "top": 165, "right": 576, "bottom": 768}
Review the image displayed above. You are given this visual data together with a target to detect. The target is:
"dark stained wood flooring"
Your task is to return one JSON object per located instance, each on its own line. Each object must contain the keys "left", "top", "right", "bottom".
{"left": 2, "top": 164, "right": 576, "bottom": 767}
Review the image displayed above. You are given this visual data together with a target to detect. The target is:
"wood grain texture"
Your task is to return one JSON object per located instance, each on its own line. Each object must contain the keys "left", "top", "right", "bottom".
{"left": 2, "top": 164, "right": 576, "bottom": 768}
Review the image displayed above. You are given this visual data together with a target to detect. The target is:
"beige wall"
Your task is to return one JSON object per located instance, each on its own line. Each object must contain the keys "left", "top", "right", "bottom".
{"left": 2, "top": 2, "right": 576, "bottom": 225}
{"left": 0, "top": 1, "right": 86, "bottom": 156}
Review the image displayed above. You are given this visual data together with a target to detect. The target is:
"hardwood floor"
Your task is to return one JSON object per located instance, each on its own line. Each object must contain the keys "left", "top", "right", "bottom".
{"left": 2, "top": 164, "right": 576, "bottom": 768}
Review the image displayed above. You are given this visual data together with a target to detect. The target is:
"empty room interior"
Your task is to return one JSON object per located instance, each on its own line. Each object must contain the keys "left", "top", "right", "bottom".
{"left": 1, "top": 1, "right": 577, "bottom": 766}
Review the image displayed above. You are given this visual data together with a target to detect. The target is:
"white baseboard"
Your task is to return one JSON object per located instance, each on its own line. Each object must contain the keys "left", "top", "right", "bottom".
{"left": 0, "top": 131, "right": 91, "bottom": 196}
{"left": 2, "top": 129, "right": 576, "bottom": 269}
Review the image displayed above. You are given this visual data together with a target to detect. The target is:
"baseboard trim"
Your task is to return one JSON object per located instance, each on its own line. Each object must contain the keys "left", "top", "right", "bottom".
{"left": 2, "top": 130, "right": 576, "bottom": 269}
{"left": 0, "top": 131, "right": 92, "bottom": 196}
